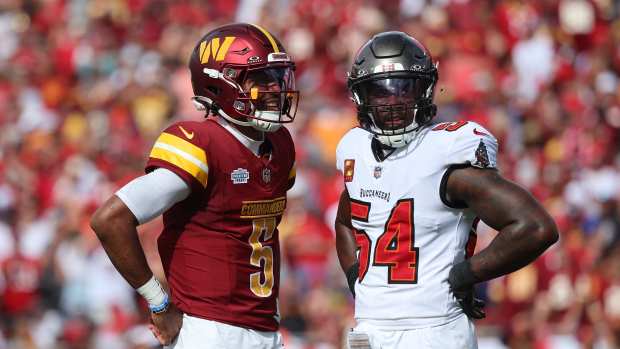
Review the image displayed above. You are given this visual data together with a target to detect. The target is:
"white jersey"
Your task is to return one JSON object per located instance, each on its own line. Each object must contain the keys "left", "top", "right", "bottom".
{"left": 336, "top": 120, "right": 498, "bottom": 330}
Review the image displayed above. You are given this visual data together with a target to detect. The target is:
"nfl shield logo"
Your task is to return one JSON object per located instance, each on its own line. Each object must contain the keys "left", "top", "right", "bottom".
{"left": 262, "top": 168, "right": 271, "bottom": 183}
{"left": 374, "top": 166, "right": 382, "bottom": 179}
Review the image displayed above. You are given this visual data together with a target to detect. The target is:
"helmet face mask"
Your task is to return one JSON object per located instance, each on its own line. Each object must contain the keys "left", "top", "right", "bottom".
{"left": 348, "top": 32, "right": 438, "bottom": 148}
{"left": 355, "top": 77, "right": 431, "bottom": 131}
{"left": 189, "top": 24, "right": 299, "bottom": 132}
{"left": 235, "top": 66, "right": 299, "bottom": 131}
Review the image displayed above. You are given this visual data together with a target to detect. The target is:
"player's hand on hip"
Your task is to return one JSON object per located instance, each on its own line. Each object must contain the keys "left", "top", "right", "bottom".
{"left": 452, "top": 287, "right": 486, "bottom": 319}
{"left": 149, "top": 302, "right": 183, "bottom": 345}
{"left": 448, "top": 261, "right": 486, "bottom": 319}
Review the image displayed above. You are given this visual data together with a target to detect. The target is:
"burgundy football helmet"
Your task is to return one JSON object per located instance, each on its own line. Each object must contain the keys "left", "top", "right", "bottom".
{"left": 189, "top": 23, "right": 298, "bottom": 132}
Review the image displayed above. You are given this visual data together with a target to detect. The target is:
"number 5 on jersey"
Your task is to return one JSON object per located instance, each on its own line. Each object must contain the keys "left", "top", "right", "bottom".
{"left": 249, "top": 217, "right": 276, "bottom": 297}
{"left": 351, "top": 199, "right": 419, "bottom": 284}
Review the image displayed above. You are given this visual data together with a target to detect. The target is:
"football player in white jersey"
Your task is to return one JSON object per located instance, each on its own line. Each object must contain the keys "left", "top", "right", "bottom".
{"left": 335, "top": 31, "right": 558, "bottom": 349}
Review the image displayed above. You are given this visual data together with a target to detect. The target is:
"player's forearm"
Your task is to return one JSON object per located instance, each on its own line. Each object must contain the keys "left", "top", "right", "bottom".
{"left": 335, "top": 189, "right": 357, "bottom": 273}
{"left": 467, "top": 219, "right": 557, "bottom": 283}
{"left": 91, "top": 196, "right": 153, "bottom": 288}
{"left": 446, "top": 168, "right": 558, "bottom": 288}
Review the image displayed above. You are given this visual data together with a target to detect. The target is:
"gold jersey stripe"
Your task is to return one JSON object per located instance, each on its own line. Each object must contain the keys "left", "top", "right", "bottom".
{"left": 156, "top": 132, "right": 207, "bottom": 166}
{"left": 250, "top": 24, "right": 280, "bottom": 53}
{"left": 150, "top": 147, "right": 208, "bottom": 187}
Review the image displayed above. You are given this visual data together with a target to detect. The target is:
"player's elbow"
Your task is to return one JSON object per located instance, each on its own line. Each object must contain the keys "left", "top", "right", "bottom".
{"left": 90, "top": 205, "right": 112, "bottom": 240}
{"left": 90, "top": 196, "right": 137, "bottom": 241}
{"left": 531, "top": 216, "right": 559, "bottom": 250}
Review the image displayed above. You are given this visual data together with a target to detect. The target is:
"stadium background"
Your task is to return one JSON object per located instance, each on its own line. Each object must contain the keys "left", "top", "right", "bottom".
{"left": 0, "top": 0, "right": 619, "bottom": 348}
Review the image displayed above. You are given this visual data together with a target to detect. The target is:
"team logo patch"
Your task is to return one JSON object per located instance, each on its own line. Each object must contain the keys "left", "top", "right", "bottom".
{"left": 262, "top": 168, "right": 271, "bottom": 183}
{"left": 231, "top": 168, "right": 250, "bottom": 184}
{"left": 199, "top": 36, "right": 236, "bottom": 64}
{"left": 473, "top": 140, "right": 490, "bottom": 168}
{"left": 373, "top": 166, "right": 382, "bottom": 179}
{"left": 344, "top": 159, "right": 355, "bottom": 182}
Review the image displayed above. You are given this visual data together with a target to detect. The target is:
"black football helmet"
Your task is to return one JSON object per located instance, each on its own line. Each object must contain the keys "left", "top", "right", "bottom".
{"left": 347, "top": 31, "right": 438, "bottom": 148}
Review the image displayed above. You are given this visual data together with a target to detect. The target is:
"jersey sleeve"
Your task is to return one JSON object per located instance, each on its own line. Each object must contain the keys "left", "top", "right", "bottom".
{"left": 335, "top": 130, "right": 351, "bottom": 174}
{"left": 116, "top": 168, "right": 191, "bottom": 224}
{"left": 439, "top": 121, "right": 499, "bottom": 209}
{"left": 145, "top": 121, "right": 209, "bottom": 192}
{"left": 336, "top": 129, "right": 360, "bottom": 184}
{"left": 446, "top": 122, "right": 498, "bottom": 169}
{"left": 335, "top": 141, "right": 344, "bottom": 173}
{"left": 287, "top": 161, "right": 296, "bottom": 190}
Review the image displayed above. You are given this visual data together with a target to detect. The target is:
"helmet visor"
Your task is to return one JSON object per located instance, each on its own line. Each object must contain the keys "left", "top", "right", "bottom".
{"left": 357, "top": 77, "right": 431, "bottom": 131}
{"left": 243, "top": 67, "right": 298, "bottom": 122}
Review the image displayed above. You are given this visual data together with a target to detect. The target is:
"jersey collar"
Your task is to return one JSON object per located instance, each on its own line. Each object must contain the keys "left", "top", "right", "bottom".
{"left": 217, "top": 117, "right": 264, "bottom": 157}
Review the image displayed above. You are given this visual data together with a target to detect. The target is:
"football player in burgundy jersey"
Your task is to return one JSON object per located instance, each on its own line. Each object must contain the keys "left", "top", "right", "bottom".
{"left": 91, "top": 23, "right": 298, "bottom": 348}
{"left": 335, "top": 31, "right": 559, "bottom": 348}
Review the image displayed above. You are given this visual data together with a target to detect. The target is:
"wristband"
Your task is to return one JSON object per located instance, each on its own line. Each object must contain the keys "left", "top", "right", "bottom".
{"left": 137, "top": 276, "right": 169, "bottom": 311}
{"left": 149, "top": 294, "right": 170, "bottom": 314}
{"left": 447, "top": 259, "right": 479, "bottom": 292}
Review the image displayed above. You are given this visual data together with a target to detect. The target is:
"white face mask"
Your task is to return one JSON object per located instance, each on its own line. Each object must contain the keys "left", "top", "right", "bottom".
{"left": 368, "top": 113, "right": 419, "bottom": 148}
{"left": 249, "top": 110, "right": 282, "bottom": 132}
{"left": 375, "top": 131, "right": 415, "bottom": 148}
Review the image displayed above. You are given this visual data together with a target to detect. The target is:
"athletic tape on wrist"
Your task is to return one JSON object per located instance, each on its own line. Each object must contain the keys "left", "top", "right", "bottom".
{"left": 136, "top": 275, "right": 168, "bottom": 308}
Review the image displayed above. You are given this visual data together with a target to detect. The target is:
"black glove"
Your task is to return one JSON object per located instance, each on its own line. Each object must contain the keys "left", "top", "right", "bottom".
{"left": 451, "top": 287, "right": 486, "bottom": 319}
{"left": 448, "top": 260, "right": 486, "bottom": 319}
{"left": 345, "top": 262, "right": 359, "bottom": 298}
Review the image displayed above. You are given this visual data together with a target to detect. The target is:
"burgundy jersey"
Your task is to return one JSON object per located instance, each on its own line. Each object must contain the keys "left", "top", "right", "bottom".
{"left": 145, "top": 118, "right": 295, "bottom": 331}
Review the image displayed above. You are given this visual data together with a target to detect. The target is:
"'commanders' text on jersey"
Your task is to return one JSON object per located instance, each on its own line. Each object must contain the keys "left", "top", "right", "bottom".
{"left": 145, "top": 119, "right": 295, "bottom": 332}
{"left": 336, "top": 120, "right": 498, "bottom": 329}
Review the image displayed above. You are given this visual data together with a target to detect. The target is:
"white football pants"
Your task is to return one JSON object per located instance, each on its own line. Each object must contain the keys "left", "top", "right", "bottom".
{"left": 165, "top": 314, "right": 283, "bottom": 349}
{"left": 348, "top": 314, "right": 477, "bottom": 349}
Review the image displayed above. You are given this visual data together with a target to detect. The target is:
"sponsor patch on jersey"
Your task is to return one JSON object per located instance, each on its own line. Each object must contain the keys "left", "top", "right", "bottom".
{"left": 473, "top": 140, "right": 490, "bottom": 168}
{"left": 240, "top": 197, "right": 287, "bottom": 218}
{"left": 344, "top": 159, "right": 355, "bottom": 182}
{"left": 231, "top": 168, "right": 250, "bottom": 184}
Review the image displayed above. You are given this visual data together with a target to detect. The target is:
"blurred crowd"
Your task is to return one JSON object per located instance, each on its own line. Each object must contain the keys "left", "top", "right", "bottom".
{"left": 0, "top": 0, "right": 619, "bottom": 348}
